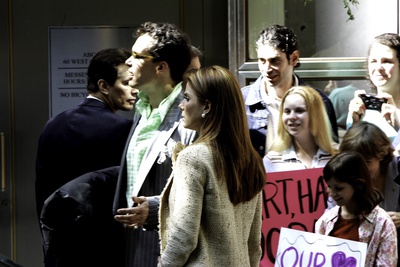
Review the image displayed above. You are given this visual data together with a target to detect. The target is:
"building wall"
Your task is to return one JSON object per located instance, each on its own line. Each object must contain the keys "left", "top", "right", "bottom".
{"left": 1, "top": 1, "right": 228, "bottom": 266}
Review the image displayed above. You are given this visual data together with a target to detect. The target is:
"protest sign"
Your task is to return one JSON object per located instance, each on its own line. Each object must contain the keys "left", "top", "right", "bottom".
{"left": 261, "top": 168, "right": 328, "bottom": 266}
{"left": 275, "top": 227, "right": 367, "bottom": 267}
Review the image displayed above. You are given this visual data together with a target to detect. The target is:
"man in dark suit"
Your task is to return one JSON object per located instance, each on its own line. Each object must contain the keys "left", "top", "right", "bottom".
{"left": 113, "top": 22, "right": 197, "bottom": 267}
{"left": 35, "top": 48, "right": 138, "bottom": 266}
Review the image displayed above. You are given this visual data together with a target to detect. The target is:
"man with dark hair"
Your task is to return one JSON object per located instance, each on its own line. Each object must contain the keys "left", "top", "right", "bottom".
{"left": 242, "top": 24, "right": 338, "bottom": 156}
{"left": 113, "top": 22, "right": 197, "bottom": 267}
{"left": 35, "top": 48, "right": 138, "bottom": 266}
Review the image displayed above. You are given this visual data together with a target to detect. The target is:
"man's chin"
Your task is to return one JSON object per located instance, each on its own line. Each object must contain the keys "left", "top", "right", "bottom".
{"left": 265, "top": 77, "right": 279, "bottom": 86}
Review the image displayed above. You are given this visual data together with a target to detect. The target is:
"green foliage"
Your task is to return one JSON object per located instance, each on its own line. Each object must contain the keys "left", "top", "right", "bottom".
{"left": 342, "top": 0, "right": 359, "bottom": 21}
{"left": 303, "top": 0, "right": 359, "bottom": 21}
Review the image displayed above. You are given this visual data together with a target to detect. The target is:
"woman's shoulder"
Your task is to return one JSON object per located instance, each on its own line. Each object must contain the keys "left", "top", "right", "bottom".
{"left": 182, "top": 142, "right": 209, "bottom": 152}
{"left": 178, "top": 143, "right": 211, "bottom": 160}
{"left": 365, "top": 205, "right": 393, "bottom": 224}
{"left": 373, "top": 205, "right": 392, "bottom": 218}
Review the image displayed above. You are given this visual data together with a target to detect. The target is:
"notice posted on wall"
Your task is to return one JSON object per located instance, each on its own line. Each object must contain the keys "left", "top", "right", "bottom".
{"left": 48, "top": 26, "right": 136, "bottom": 118}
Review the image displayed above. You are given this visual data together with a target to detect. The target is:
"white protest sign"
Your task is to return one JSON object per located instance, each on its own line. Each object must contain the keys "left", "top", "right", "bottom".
{"left": 275, "top": 228, "right": 367, "bottom": 267}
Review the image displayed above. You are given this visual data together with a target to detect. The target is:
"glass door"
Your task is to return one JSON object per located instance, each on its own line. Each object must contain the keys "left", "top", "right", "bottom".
{"left": 229, "top": 0, "right": 399, "bottom": 86}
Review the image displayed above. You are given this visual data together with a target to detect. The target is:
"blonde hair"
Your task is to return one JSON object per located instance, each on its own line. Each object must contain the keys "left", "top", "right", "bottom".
{"left": 271, "top": 86, "right": 336, "bottom": 155}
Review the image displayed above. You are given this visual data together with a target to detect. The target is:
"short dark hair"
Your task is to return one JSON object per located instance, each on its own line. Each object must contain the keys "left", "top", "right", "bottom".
{"left": 87, "top": 48, "right": 131, "bottom": 93}
{"left": 256, "top": 24, "right": 300, "bottom": 67}
{"left": 340, "top": 121, "right": 394, "bottom": 176}
{"left": 136, "top": 22, "right": 191, "bottom": 84}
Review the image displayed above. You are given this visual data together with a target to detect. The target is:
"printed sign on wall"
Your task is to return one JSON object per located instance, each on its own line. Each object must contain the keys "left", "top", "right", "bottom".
{"left": 48, "top": 26, "right": 136, "bottom": 118}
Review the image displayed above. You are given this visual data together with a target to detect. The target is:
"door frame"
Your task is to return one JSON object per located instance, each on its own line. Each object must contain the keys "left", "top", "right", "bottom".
{"left": 0, "top": 0, "right": 16, "bottom": 261}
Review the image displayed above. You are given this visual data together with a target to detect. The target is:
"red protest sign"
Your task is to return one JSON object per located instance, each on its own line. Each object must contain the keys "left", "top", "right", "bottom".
{"left": 260, "top": 168, "right": 327, "bottom": 267}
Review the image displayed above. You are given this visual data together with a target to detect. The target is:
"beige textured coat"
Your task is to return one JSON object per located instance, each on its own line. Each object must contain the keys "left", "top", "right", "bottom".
{"left": 159, "top": 143, "right": 262, "bottom": 267}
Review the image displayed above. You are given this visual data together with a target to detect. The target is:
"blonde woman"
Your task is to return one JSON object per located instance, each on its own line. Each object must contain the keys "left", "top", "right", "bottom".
{"left": 264, "top": 86, "right": 338, "bottom": 172}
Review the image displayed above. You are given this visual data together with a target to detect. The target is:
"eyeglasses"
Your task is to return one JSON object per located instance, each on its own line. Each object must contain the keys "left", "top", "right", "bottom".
{"left": 132, "top": 51, "right": 154, "bottom": 60}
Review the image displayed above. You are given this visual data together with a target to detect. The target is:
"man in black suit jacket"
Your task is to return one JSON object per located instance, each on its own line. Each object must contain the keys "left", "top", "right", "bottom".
{"left": 35, "top": 48, "right": 138, "bottom": 267}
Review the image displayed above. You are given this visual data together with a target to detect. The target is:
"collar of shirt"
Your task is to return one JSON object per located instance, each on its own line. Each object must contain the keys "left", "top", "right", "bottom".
{"left": 245, "top": 74, "right": 300, "bottom": 107}
{"left": 135, "top": 82, "right": 182, "bottom": 120}
{"left": 261, "top": 74, "right": 300, "bottom": 104}
{"left": 87, "top": 95, "right": 103, "bottom": 102}
{"left": 245, "top": 75, "right": 263, "bottom": 106}
{"left": 326, "top": 205, "right": 377, "bottom": 225}
{"left": 281, "top": 144, "right": 331, "bottom": 162}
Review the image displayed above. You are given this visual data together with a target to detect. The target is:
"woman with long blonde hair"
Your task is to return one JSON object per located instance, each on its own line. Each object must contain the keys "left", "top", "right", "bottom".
{"left": 264, "top": 85, "right": 337, "bottom": 172}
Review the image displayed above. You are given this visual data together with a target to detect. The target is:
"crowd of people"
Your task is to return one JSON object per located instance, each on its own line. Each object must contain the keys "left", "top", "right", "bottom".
{"left": 35, "top": 21, "right": 400, "bottom": 267}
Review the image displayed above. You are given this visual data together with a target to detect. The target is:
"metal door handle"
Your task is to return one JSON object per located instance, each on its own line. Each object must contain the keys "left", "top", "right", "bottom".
{"left": 1, "top": 132, "right": 5, "bottom": 191}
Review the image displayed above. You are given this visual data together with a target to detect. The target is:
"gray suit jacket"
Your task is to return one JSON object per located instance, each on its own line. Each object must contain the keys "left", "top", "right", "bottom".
{"left": 112, "top": 90, "right": 197, "bottom": 267}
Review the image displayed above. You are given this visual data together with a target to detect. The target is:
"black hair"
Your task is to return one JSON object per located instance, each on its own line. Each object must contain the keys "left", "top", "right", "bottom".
{"left": 256, "top": 24, "right": 300, "bottom": 67}
{"left": 136, "top": 22, "right": 192, "bottom": 84}
{"left": 87, "top": 48, "right": 131, "bottom": 93}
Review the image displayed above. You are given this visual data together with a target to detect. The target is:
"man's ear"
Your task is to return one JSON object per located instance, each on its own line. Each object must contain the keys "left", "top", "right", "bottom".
{"left": 290, "top": 50, "right": 300, "bottom": 67}
{"left": 156, "top": 61, "right": 168, "bottom": 73}
{"left": 98, "top": 79, "right": 109, "bottom": 95}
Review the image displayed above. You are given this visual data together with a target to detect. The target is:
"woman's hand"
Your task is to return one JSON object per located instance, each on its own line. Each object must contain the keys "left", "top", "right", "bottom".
{"left": 380, "top": 92, "right": 399, "bottom": 130}
{"left": 348, "top": 90, "right": 367, "bottom": 123}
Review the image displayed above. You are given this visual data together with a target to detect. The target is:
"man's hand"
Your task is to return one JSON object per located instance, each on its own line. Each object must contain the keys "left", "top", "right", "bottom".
{"left": 114, "top": 196, "right": 149, "bottom": 228}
